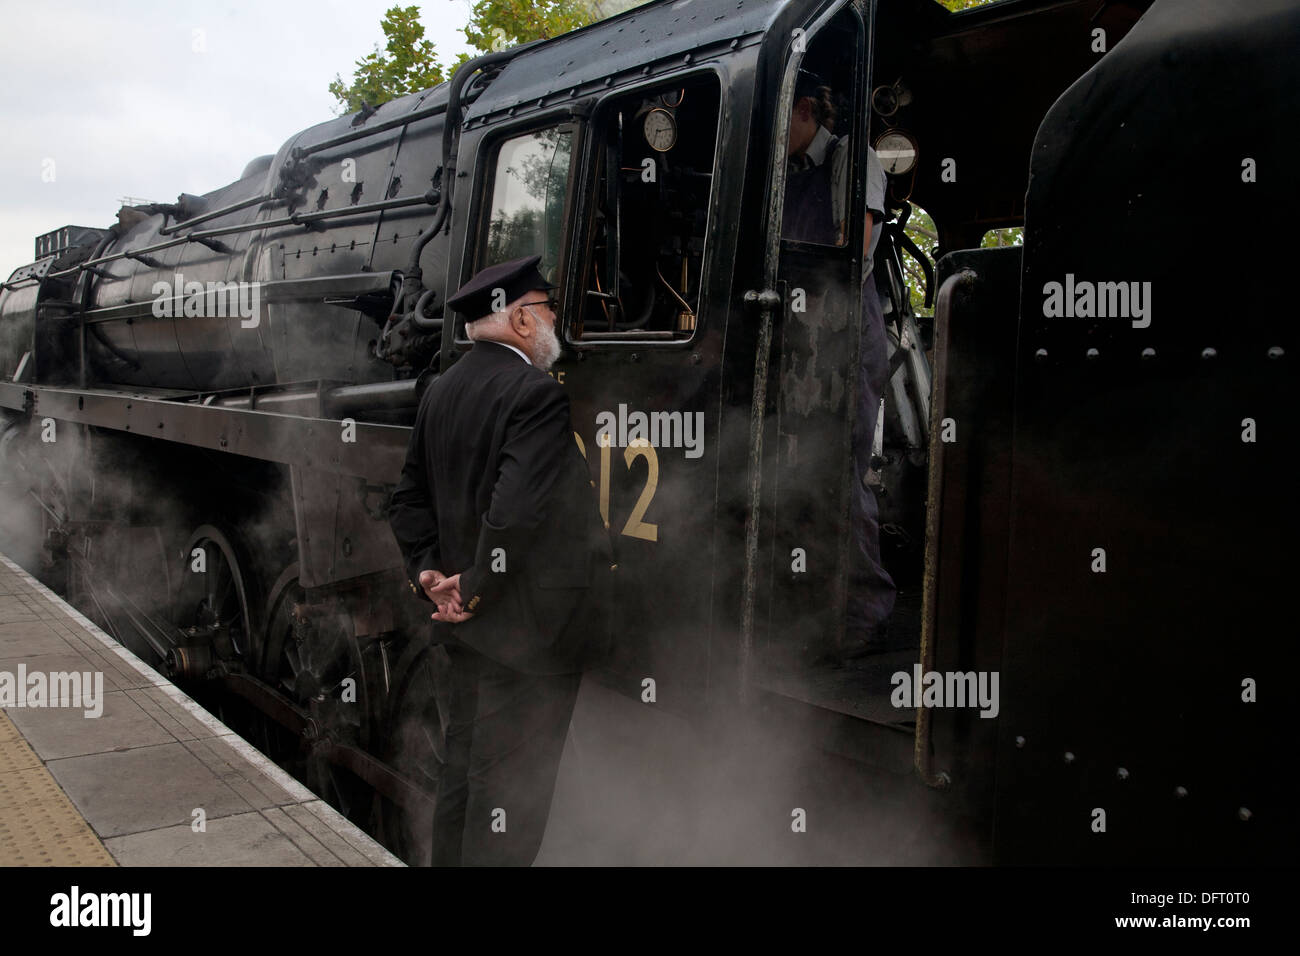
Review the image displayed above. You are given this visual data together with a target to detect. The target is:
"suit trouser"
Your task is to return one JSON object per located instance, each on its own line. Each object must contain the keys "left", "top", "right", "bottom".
{"left": 847, "top": 271, "right": 898, "bottom": 635}
{"left": 431, "top": 641, "right": 580, "bottom": 866}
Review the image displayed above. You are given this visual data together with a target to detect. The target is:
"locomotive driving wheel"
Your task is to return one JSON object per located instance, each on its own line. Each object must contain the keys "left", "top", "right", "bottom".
{"left": 176, "top": 526, "right": 257, "bottom": 655}
{"left": 170, "top": 525, "right": 262, "bottom": 732}
{"left": 374, "top": 641, "right": 446, "bottom": 866}
{"left": 259, "top": 566, "right": 379, "bottom": 828}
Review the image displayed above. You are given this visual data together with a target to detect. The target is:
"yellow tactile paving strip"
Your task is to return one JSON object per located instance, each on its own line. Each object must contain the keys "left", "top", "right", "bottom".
{"left": 0, "top": 710, "right": 116, "bottom": 866}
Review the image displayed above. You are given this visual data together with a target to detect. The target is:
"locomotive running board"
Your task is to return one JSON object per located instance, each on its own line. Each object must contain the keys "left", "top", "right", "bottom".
{"left": 0, "top": 381, "right": 409, "bottom": 484}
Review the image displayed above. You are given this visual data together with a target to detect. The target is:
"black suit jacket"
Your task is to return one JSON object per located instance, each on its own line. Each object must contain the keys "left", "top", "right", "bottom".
{"left": 388, "top": 341, "right": 613, "bottom": 674}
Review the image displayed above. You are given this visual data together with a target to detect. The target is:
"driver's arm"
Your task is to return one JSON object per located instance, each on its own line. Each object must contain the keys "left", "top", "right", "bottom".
{"left": 864, "top": 146, "right": 887, "bottom": 261}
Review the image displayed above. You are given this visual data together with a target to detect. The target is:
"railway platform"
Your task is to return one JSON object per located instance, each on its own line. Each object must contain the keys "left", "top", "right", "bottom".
{"left": 0, "top": 551, "right": 401, "bottom": 867}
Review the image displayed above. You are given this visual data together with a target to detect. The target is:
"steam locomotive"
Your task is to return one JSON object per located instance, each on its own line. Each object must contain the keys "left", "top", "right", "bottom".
{"left": 0, "top": 0, "right": 1293, "bottom": 865}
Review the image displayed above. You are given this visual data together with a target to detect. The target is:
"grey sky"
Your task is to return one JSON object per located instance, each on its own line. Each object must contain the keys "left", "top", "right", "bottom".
{"left": 0, "top": 0, "right": 479, "bottom": 274}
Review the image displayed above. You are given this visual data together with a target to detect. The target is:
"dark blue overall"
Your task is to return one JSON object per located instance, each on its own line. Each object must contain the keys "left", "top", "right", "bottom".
{"left": 783, "top": 146, "right": 897, "bottom": 641}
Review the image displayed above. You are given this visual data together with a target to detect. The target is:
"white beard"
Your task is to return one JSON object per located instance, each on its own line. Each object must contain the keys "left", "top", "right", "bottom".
{"left": 533, "top": 319, "right": 562, "bottom": 371}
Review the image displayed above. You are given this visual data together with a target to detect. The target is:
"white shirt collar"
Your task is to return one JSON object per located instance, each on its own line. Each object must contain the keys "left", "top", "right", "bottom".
{"left": 804, "top": 124, "right": 834, "bottom": 167}
{"left": 492, "top": 341, "right": 531, "bottom": 365}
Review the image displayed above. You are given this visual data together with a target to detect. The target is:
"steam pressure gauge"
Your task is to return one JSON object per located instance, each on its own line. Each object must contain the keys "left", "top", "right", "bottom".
{"left": 874, "top": 129, "right": 918, "bottom": 175}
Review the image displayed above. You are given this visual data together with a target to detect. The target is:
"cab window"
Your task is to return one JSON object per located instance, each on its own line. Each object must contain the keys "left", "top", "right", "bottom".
{"left": 780, "top": 14, "right": 862, "bottom": 249}
{"left": 573, "top": 74, "right": 721, "bottom": 342}
{"left": 481, "top": 125, "right": 575, "bottom": 284}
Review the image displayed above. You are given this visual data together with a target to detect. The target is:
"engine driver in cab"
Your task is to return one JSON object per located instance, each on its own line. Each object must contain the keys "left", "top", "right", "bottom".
{"left": 782, "top": 67, "right": 896, "bottom": 658}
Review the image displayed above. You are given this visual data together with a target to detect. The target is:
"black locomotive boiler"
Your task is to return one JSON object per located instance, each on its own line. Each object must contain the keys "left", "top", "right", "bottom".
{"left": 1, "top": 0, "right": 1293, "bottom": 865}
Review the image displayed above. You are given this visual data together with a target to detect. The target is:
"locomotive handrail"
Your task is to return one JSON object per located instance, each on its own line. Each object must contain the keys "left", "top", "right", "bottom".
{"left": 45, "top": 194, "right": 435, "bottom": 281}
{"left": 914, "top": 267, "right": 975, "bottom": 791}
{"left": 287, "top": 98, "right": 450, "bottom": 161}
{"left": 70, "top": 271, "right": 397, "bottom": 326}
{"left": 401, "top": 41, "right": 545, "bottom": 316}
{"left": 0, "top": 274, "right": 40, "bottom": 292}
{"left": 157, "top": 192, "right": 276, "bottom": 236}
{"left": 738, "top": 287, "right": 782, "bottom": 703}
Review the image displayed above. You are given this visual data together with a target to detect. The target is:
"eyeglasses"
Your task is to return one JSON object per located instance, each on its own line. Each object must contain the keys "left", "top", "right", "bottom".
{"left": 519, "top": 297, "right": 558, "bottom": 311}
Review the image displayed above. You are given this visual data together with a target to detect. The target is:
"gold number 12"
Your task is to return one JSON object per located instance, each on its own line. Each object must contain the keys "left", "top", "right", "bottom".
{"left": 574, "top": 433, "right": 659, "bottom": 542}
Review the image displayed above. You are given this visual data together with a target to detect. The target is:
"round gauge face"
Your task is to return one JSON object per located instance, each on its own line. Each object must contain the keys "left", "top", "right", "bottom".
{"left": 874, "top": 130, "right": 918, "bottom": 175}
{"left": 644, "top": 108, "right": 677, "bottom": 152}
{"left": 871, "top": 85, "right": 899, "bottom": 118}
{"left": 661, "top": 89, "right": 685, "bottom": 108}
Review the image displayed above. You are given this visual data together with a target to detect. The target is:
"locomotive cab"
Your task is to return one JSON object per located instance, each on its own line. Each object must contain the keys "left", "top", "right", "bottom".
{"left": 442, "top": 0, "right": 1157, "bottom": 753}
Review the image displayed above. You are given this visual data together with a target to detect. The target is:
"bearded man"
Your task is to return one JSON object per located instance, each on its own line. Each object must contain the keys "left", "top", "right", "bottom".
{"left": 388, "top": 254, "right": 612, "bottom": 865}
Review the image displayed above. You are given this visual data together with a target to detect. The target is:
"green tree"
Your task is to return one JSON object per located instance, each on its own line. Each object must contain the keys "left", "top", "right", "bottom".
{"left": 899, "top": 208, "right": 1023, "bottom": 315}
{"left": 462, "top": 0, "right": 596, "bottom": 55}
{"left": 331, "top": 2, "right": 608, "bottom": 114}
{"left": 329, "top": 5, "right": 452, "bottom": 113}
